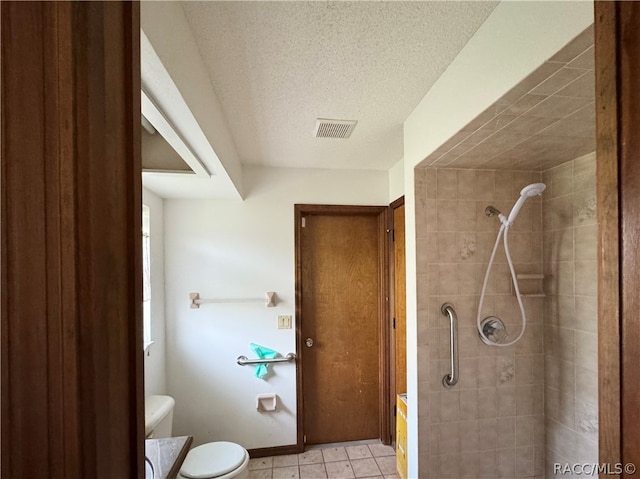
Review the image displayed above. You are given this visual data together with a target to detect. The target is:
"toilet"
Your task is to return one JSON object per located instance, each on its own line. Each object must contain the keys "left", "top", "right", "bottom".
{"left": 145, "top": 395, "right": 250, "bottom": 479}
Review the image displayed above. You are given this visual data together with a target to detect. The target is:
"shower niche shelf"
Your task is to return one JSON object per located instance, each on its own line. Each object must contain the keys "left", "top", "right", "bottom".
{"left": 512, "top": 273, "right": 545, "bottom": 297}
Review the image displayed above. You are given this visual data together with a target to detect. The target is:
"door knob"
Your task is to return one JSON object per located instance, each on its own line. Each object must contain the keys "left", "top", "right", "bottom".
{"left": 305, "top": 338, "right": 314, "bottom": 348}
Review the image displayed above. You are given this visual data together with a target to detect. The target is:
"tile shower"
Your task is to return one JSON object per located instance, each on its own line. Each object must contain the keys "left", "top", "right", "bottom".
{"left": 415, "top": 168, "right": 546, "bottom": 479}
{"left": 415, "top": 157, "right": 597, "bottom": 478}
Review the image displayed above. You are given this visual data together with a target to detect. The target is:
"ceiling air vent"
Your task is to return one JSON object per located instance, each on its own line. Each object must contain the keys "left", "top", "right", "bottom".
{"left": 313, "top": 118, "right": 357, "bottom": 139}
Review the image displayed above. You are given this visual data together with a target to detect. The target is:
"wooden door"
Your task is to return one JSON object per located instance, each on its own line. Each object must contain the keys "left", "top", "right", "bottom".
{"left": 393, "top": 203, "right": 407, "bottom": 397}
{"left": 297, "top": 206, "right": 386, "bottom": 445}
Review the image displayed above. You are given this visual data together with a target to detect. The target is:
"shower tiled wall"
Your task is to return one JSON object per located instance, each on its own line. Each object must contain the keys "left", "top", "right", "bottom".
{"left": 542, "top": 152, "right": 598, "bottom": 473}
{"left": 415, "top": 168, "right": 545, "bottom": 479}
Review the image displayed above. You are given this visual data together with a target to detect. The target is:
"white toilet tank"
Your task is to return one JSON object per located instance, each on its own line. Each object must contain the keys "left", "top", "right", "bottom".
{"left": 145, "top": 395, "right": 175, "bottom": 438}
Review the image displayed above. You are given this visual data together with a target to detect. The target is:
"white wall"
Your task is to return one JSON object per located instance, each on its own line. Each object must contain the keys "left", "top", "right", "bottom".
{"left": 164, "top": 166, "right": 388, "bottom": 449}
{"left": 388, "top": 158, "right": 405, "bottom": 202}
{"left": 143, "top": 187, "right": 167, "bottom": 396}
{"left": 402, "top": 3, "right": 593, "bottom": 477}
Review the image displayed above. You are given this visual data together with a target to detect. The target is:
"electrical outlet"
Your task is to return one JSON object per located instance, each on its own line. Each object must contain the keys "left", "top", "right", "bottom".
{"left": 277, "top": 315, "right": 292, "bottom": 329}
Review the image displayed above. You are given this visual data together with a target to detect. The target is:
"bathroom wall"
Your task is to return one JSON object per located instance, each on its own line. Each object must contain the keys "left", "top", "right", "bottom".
{"left": 414, "top": 167, "right": 545, "bottom": 478}
{"left": 163, "top": 166, "right": 388, "bottom": 449}
{"left": 389, "top": 158, "right": 405, "bottom": 202}
{"left": 143, "top": 187, "right": 167, "bottom": 396}
{"left": 542, "top": 152, "right": 598, "bottom": 472}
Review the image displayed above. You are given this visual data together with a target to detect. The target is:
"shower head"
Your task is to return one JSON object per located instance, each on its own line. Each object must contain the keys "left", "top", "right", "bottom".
{"left": 506, "top": 182, "right": 546, "bottom": 225}
{"left": 520, "top": 183, "right": 546, "bottom": 198}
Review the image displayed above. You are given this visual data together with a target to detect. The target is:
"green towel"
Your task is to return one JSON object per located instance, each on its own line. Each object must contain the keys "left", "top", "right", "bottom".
{"left": 249, "top": 343, "right": 279, "bottom": 379}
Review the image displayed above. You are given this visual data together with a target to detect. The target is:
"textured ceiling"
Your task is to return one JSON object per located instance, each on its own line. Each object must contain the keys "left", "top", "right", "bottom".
{"left": 421, "top": 26, "right": 595, "bottom": 171}
{"left": 181, "top": 1, "right": 498, "bottom": 171}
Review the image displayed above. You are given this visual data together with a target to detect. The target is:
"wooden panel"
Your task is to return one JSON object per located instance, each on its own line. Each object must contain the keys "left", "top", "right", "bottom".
{"left": 616, "top": 2, "right": 640, "bottom": 470}
{"left": 594, "top": 1, "right": 622, "bottom": 467}
{"left": 1, "top": 3, "right": 143, "bottom": 478}
{"left": 595, "top": 1, "right": 640, "bottom": 473}
{"left": 394, "top": 204, "right": 407, "bottom": 396}
{"left": 300, "top": 212, "right": 382, "bottom": 444}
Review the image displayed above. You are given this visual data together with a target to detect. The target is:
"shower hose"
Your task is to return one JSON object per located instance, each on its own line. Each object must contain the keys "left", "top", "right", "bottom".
{"left": 476, "top": 222, "right": 527, "bottom": 347}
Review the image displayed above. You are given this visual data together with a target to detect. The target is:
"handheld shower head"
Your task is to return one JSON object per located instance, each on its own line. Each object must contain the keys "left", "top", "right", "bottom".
{"left": 520, "top": 183, "right": 547, "bottom": 198}
{"left": 506, "top": 182, "right": 546, "bottom": 225}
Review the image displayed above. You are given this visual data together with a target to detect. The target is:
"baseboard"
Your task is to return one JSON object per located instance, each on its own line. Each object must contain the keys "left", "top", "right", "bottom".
{"left": 247, "top": 444, "right": 303, "bottom": 458}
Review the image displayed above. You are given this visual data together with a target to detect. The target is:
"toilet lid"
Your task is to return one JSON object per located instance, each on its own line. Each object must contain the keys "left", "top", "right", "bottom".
{"left": 180, "top": 442, "right": 247, "bottom": 479}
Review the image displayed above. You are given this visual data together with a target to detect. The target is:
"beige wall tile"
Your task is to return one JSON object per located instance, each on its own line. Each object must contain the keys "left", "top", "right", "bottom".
{"left": 437, "top": 169, "right": 458, "bottom": 199}
{"left": 426, "top": 168, "right": 438, "bottom": 199}
{"left": 440, "top": 390, "right": 460, "bottom": 423}
{"left": 478, "top": 418, "right": 498, "bottom": 451}
{"left": 516, "top": 416, "right": 536, "bottom": 447}
{"left": 458, "top": 358, "right": 479, "bottom": 391}
{"left": 573, "top": 189, "right": 596, "bottom": 226}
{"left": 497, "top": 386, "right": 517, "bottom": 417}
{"left": 438, "top": 422, "right": 461, "bottom": 450}
{"left": 437, "top": 232, "right": 457, "bottom": 263}
{"left": 557, "top": 261, "right": 575, "bottom": 296}
{"left": 575, "top": 366, "right": 597, "bottom": 404}
{"left": 573, "top": 153, "right": 596, "bottom": 192}
{"left": 574, "top": 296, "right": 596, "bottom": 333}
{"left": 437, "top": 199, "right": 459, "bottom": 231}
{"left": 524, "top": 95, "right": 592, "bottom": 120}
{"left": 574, "top": 261, "right": 597, "bottom": 296}
{"left": 475, "top": 170, "right": 495, "bottom": 200}
{"left": 478, "top": 451, "right": 496, "bottom": 478}
{"left": 530, "top": 67, "right": 585, "bottom": 96}
{"left": 553, "top": 195, "right": 574, "bottom": 229}
{"left": 574, "top": 399, "right": 598, "bottom": 441}
{"left": 515, "top": 446, "right": 536, "bottom": 477}
{"left": 456, "top": 169, "right": 477, "bottom": 199}
{"left": 575, "top": 330, "right": 597, "bottom": 372}
{"left": 438, "top": 454, "right": 461, "bottom": 478}
{"left": 557, "top": 295, "right": 576, "bottom": 330}
{"left": 460, "top": 452, "right": 480, "bottom": 479}
{"left": 417, "top": 236, "right": 438, "bottom": 270}
{"left": 460, "top": 419, "right": 480, "bottom": 453}
{"left": 496, "top": 448, "right": 516, "bottom": 478}
{"left": 459, "top": 388, "right": 479, "bottom": 420}
{"left": 457, "top": 201, "right": 478, "bottom": 232}
{"left": 494, "top": 171, "right": 513, "bottom": 200}
{"left": 553, "top": 228, "right": 574, "bottom": 262}
{"left": 497, "top": 417, "right": 516, "bottom": 449}
{"left": 478, "top": 388, "right": 498, "bottom": 419}
{"left": 574, "top": 224, "right": 597, "bottom": 261}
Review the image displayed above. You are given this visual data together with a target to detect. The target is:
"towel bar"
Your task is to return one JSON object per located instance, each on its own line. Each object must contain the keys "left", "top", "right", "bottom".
{"left": 190, "top": 292, "right": 276, "bottom": 309}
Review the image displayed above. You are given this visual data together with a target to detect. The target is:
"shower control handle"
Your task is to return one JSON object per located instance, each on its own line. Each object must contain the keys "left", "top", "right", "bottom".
{"left": 305, "top": 338, "right": 314, "bottom": 348}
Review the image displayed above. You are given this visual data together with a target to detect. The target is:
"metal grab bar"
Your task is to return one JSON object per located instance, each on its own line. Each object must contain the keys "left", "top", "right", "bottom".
{"left": 441, "top": 303, "right": 459, "bottom": 388}
{"left": 236, "top": 353, "right": 296, "bottom": 366}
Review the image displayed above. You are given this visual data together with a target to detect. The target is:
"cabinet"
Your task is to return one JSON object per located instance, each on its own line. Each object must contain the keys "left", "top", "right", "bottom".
{"left": 396, "top": 394, "right": 407, "bottom": 479}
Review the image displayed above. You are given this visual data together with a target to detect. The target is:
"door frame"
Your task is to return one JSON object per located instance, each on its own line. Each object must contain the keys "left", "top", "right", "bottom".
{"left": 595, "top": 2, "right": 640, "bottom": 468}
{"left": 294, "top": 204, "right": 391, "bottom": 450}
{"left": 387, "top": 196, "right": 405, "bottom": 447}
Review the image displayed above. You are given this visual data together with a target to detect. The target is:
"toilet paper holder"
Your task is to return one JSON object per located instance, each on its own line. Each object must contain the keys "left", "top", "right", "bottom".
{"left": 256, "top": 393, "right": 277, "bottom": 412}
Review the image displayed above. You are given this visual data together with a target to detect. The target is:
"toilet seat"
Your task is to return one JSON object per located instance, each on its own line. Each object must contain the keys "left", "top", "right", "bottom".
{"left": 179, "top": 441, "right": 249, "bottom": 479}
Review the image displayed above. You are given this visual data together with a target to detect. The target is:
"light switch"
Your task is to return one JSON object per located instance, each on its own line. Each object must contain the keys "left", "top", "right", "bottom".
{"left": 278, "top": 315, "right": 292, "bottom": 329}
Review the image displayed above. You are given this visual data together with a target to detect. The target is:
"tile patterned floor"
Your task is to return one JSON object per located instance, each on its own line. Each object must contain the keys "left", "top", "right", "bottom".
{"left": 248, "top": 442, "right": 398, "bottom": 479}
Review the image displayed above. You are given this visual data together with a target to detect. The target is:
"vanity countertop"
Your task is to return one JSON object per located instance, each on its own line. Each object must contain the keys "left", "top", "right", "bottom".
{"left": 145, "top": 436, "right": 193, "bottom": 479}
